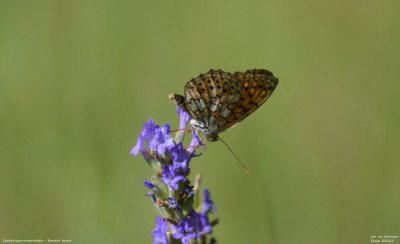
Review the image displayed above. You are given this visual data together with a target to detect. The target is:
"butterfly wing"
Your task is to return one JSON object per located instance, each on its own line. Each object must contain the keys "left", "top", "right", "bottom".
{"left": 183, "top": 69, "right": 243, "bottom": 133}
{"left": 216, "top": 69, "right": 279, "bottom": 132}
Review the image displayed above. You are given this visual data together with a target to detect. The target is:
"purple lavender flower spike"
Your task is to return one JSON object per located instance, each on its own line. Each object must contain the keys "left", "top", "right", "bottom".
{"left": 162, "top": 165, "right": 186, "bottom": 190}
{"left": 152, "top": 217, "right": 169, "bottom": 244}
{"left": 201, "top": 188, "right": 217, "bottom": 214}
{"left": 132, "top": 115, "right": 218, "bottom": 242}
{"left": 172, "top": 217, "right": 197, "bottom": 244}
{"left": 170, "top": 143, "right": 190, "bottom": 174}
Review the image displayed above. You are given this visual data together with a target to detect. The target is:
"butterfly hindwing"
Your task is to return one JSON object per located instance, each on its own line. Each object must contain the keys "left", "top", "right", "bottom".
{"left": 217, "top": 69, "right": 278, "bottom": 132}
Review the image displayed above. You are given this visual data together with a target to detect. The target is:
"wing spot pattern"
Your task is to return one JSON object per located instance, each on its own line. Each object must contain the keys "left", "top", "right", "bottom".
{"left": 175, "top": 69, "right": 278, "bottom": 139}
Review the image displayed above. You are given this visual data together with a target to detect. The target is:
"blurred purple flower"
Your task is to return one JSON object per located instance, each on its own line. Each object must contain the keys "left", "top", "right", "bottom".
{"left": 201, "top": 188, "right": 217, "bottom": 214}
{"left": 195, "top": 212, "right": 212, "bottom": 236}
{"left": 152, "top": 217, "right": 169, "bottom": 244}
{"left": 144, "top": 180, "right": 155, "bottom": 189}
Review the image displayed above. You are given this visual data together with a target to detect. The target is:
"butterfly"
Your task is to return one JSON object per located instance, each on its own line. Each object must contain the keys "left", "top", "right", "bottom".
{"left": 170, "top": 69, "right": 279, "bottom": 142}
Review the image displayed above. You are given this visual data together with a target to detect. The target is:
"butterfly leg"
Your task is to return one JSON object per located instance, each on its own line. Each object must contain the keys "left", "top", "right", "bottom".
{"left": 169, "top": 128, "right": 192, "bottom": 134}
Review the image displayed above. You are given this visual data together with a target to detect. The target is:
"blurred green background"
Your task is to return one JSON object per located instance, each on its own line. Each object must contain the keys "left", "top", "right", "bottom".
{"left": 1, "top": 0, "right": 399, "bottom": 243}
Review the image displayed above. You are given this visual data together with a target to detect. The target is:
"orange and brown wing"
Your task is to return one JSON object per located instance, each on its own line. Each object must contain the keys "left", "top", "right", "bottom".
{"left": 217, "top": 69, "right": 279, "bottom": 132}
{"left": 183, "top": 69, "right": 243, "bottom": 132}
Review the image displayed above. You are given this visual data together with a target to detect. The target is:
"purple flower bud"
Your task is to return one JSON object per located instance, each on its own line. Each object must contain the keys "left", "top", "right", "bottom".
{"left": 195, "top": 212, "right": 212, "bottom": 235}
{"left": 201, "top": 189, "right": 217, "bottom": 214}
{"left": 177, "top": 105, "right": 191, "bottom": 132}
{"left": 184, "top": 185, "right": 194, "bottom": 196}
{"left": 131, "top": 134, "right": 148, "bottom": 157}
{"left": 131, "top": 119, "right": 158, "bottom": 158}
{"left": 144, "top": 180, "right": 155, "bottom": 189}
{"left": 167, "top": 197, "right": 180, "bottom": 209}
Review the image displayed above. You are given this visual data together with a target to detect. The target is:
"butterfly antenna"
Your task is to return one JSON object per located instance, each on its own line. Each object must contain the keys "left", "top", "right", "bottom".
{"left": 217, "top": 136, "right": 250, "bottom": 174}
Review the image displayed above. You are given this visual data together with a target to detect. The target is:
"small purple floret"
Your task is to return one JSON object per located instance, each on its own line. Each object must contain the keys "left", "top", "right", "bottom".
{"left": 167, "top": 197, "right": 180, "bottom": 209}
{"left": 144, "top": 180, "right": 155, "bottom": 189}
{"left": 131, "top": 119, "right": 175, "bottom": 158}
{"left": 195, "top": 212, "right": 212, "bottom": 235}
{"left": 187, "top": 130, "right": 205, "bottom": 155}
{"left": 131, "top": 134, "right": 148, "bottom": 157}
{"left": 170, "top": 143, "right": 190, "bottom": 174}
{"left": 142, "top": 118, "right": 158, "bottom": 141}
{"left": 148, "top": 123, "right": 175, "bottom": 155}
{"left": 162, "top": 165, "right": 186, "bottom": 190}
{"left": 184, "top": 185, "right": 194, "bottom": 196}
{"left": 177, "top": 105, "right": 191, "bottom": 132}
{"left": 152, "top": 217, "right": 169, "bottom": 244}
{"left": 172, "top": 217, "right": 197, "bottom": 244}
{"left": 131, "top": 118, "right": 157, "bottom": 157}
{"left": 201, "top": 188, "right": 217, "bottom": 214}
